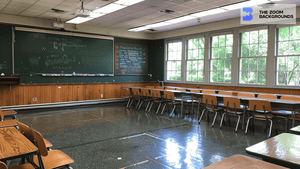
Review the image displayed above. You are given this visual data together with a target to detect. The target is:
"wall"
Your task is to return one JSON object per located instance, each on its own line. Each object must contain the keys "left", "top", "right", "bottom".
{"left": 0, "top": 82, "right": 158, "bottom": 107}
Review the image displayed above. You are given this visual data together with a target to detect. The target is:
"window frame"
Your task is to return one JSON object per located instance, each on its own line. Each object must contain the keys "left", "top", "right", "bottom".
{"left": 165, "top": 39, "right": 183, "bottom": 82}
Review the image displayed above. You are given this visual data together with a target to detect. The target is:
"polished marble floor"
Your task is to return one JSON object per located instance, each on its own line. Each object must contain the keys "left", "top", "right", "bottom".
{"left": 12, "top": 102, "right": 293, "bottom": 169}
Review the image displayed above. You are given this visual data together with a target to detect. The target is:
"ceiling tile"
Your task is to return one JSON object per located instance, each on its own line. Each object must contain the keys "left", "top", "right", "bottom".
{"left": 0, "top": 0, "right": 10, "bottom": 5}
{"left": 38, "top": 11, "right": 62, "bottom": 19}
{"left": 35, "top": 1, "right": 59, "bottom": 8}
{"left": 6, "top": 1, "right": 32, "bottom": 8}
{"left": 60, "top": 1, "right": 80, "bottom": 8}
{"left": 39, "top": 0, "right": 64, "bottom": 3}
{"left": 1, "top": 8, "right": 24, "bottom": 15}
{"left": 20, "top": 11, "right": 43, "bottom": 17}
{"left": 53, "top": 5, "right": 75, "bottom": 12}
{"left": 12, "top": 0, "right": 37, "bottom": 4}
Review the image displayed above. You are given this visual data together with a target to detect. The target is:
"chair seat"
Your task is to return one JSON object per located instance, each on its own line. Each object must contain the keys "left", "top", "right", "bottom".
{"left": 0, "top": 119, "right": 18, "bottom": 128}
{"left": 254, "top": 114, "right": 273, "bottom": 119}
{"left": 44, "top": 138, "right": 53, "bottom": 148}
{"left": 34, "top": 150, "right": 74, "bottom": 169}
{"left": 224, "top": 109, "right": 243, "bottom": 115}
{"left": 207, "top": 107, "right": 223, "bottom": 112}
{"left": 153, "top": 100, "right": 164, "bottom": 103}
{"left": 272, "top": 110, "right": 292, "bottom": 116}
{"left": 167, "top": 101, "right": 181, "bottom": 105}
{"left": 3, "top": 110, "right": 17, "bottom": 115}
{"left": 9, "top": 164, "right": 35, "bottom": 169}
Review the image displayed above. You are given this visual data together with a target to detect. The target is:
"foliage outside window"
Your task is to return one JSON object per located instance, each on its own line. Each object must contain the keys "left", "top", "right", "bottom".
{"left": 210, "top": 34, "right": 233, "bottom": 83}
{"left": 277, "top": 26, "right": 300, "bottom": 86}
{"left": 167, "top": 41, "right": 182, "bottom": 81}
{"left": 240, "top": 29, "right": 268, "bottom": 85}
{"left": 186, "top": 38, "right": 205, "bottom": 82}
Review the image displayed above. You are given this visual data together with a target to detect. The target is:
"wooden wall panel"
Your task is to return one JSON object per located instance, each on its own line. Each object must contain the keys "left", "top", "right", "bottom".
{"left": 40, "top": 85, "right": 52, "bottom": 104}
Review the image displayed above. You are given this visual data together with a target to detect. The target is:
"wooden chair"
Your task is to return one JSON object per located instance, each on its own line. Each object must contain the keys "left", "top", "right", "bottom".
{"left": 131, "top": 88, "right": 141, "bottom": 109}
{"left": 145, "top": 86, "right": 154, "bottom": 88}
{"left": 237, "top": 92, "right": 255, "bottom": 98}
{"left": 220, "top": 97, "right": 243, "bottom": 132}
{"left": 199, "top": 95, "right": 223, "bottom": 127}
{"left": 155, "top": 86, "right": 164, "bottom": 89}
{"left": 176, "top": 89, "right": 186, "bottom": 92}
{"left": 31, "top": 129, "right": 74, "bottom": 169}
{"left": 218, "top": 91, "right": 233, "bottom": 96}
{"left": 0, "top": 111, "right": 17, "bottom": 128}
{"left": 245, "top": 100, "right": 276, "bottom": 138}
{"left": 0, "top": 161, "right": 35, "bottom": 169}
{"left": 150, "top": 89, "right": 164, "bottom": 114}
{"left": 139, "top": 88, "right": 152, "bottom": 111}
{"left": 162, "top": 91, "right": 181, "bottom": 116}
{"left": 0, "top": 108, "right": 17, "bottom": 120}
{"left": 190, "top": 90, "right": 200, "bottom": 93}
{"left": 17, "top": 121, "right": 53, "bottom": 149}
{"left": 202, "top": 90, "right": 215, "bottom": 94}
{"left": 257, "top": 94, "right": 277, "bottom": 100}
{"left": 281, "top": 95, "right": 300, "bottom": 101}
{"left": 164, "top": 87, "right": 175, "bottom": 90}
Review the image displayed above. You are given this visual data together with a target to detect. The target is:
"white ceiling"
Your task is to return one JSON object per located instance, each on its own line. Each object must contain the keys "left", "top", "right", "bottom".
{"left": 0, "top": 0, "right": 299, "bottom": 33}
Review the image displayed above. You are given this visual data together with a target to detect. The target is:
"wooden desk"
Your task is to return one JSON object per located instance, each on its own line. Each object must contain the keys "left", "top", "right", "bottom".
{"left": 290, "top": 125, "right": 300, "bottom": 135}
{"left": 0, "top": 127, "right": 38, "bottom": 161}
{"left": 203, "top": 154, "right": 288, "bottom": 169}
{"left": 246, "top": 133, "right": 300, "bottom": 169}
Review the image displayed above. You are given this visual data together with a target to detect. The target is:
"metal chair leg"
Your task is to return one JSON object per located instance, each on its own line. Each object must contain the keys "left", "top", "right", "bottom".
{"left": 135, "top": 100, "right": 140, "bottom": 109}
{"left": 138, "top": 100, "right": 143, "bottom": 110}
{"left": 198, "top": 108, "right": 206, "bottom": 124}
{"left": 156, "top": 103, "right": 161, "bottom": 114}
{"left": 126, "top": 98, "right": 131, "bottom": 107}
{"left": 129, "top": 99, "right": 134, "bottom": 107}
{"left": 161, "top": 104, "right": 166, "bottom": 114}
{"left": 220, "top": 113, "right": 225, "bottom": 129}
{"left": 148, "top": 102, "right": 153, "bottom": 112}
{"left": 145, "top": 101, "right": 151, "bottom": 111}
{"left": 212, "top": 112, "right": 218, "bottom": 127}
{"left": 170, "top": 105, "right": 176, "bottom": 117}
{"left": 245, "top": 117, "right": 252, "bottom": 134}
{"left": 268, "top": 119, "right": 273, "bottom": 138}
{"left": 235, "top": 116, "right": 241, "bottom": 132}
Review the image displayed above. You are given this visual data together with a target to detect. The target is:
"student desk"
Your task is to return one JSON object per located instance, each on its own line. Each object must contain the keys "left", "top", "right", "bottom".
{"left": 0, "top": 127, "right": 38, "bottom": 161}
{"left": 290, "top": 125, "right": 300, "bottom": 135}
{"left": 246, "top": 133, "right": 300, "bottom": 169}
{"left": 203, "top": 154, "right": 288, "bottom": 169}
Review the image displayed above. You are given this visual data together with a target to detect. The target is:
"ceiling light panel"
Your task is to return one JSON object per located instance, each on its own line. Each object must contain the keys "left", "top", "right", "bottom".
{"left": 93, "top": 3, "right": 126, "bottom": 14}
{"left": 114, "top": 0, "right": 145, "bottom": 6}
{"left": 190, "top": 8, "right": 226, "bottom": 18}
{"left": 222, "top": 0, "right": 270, "bottom": 10}
{"left": 167, "top": 15, "right": 196, "bottom": 24}
{"left": 66, "top": 17, "right": 93, "bottom": 24}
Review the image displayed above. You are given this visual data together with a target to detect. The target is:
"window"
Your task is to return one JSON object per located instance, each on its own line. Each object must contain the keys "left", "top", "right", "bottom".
{"left": 210, "top": 34, "right": 233, "bottom": 83}
{"left": 277, "top": 26, "right": 300, "bottom": 86}
{"left": 186, "top": 38, "right": 205, "bottom": 82}
{"left": 166, "top": 41, "right": 182, "bottom": 81}
{"left": 239, "top": 29, "right": 268, "bottom": 85}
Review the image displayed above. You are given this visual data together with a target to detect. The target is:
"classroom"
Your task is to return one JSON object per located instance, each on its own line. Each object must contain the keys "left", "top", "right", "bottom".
{"left": 0, "top": 0, "right": 300, "bottom": 168}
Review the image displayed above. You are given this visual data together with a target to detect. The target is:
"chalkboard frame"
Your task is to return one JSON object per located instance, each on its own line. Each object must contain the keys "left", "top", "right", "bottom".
{"left": 114, "top": 41, "right": 148, "bottom": 76}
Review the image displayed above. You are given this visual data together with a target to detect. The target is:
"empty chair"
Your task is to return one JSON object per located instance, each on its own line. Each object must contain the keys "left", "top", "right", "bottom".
{"left": 0, "top": 161, "right": 35, "bottom": 169}
{"left": 220, "top": 97, "right": 243, "bottom": 132}
{"left": 237, "top": 92, "right": 255, "bottom": 98}
{"left": 131, "top": 88, "right": 141, "bottom": 109}
{"left": 162, "top": 91, "right": 181, "bottom": 116}
{"left": 281, "top": 95, "right": 300, "bottom": 101}
{"left": 145, "top": 86, "right": 154, "bottom": 88}
{"left": 0, "top": 108, "right": 17, "bottom": 119}
{"left": 218, "top": 91, "right": 233, "bottom": 96}
{"left": 199, "top": 95, "right": 223, "bottom": 127}
{"left": 139, "top": 88, "right": 152, "bottom": 111}
{"left": 202, "top": 90, "right": 215, "bottom": 94}
{"left": 17, "top": 121, "right": 53, "bottom": 149}
{"left": 245, "top": 100, "right": 276, "bottom": 138}
{"left": 155, "top": 86, "right": 164, "bottom": 89}
{"left": 0, "top": 111, "right": 17, "bottom": 128}
{"left": 190, "top": 90, "right": 200, "bottom": 93}
{"left": 31, "top": 129, "right": 74, "bottom": 169}
{"left": 150, "top": 89, "right": 164, "bottom": 114}
{"left": 257, "top": 94, "right": 277, "bottom": 100}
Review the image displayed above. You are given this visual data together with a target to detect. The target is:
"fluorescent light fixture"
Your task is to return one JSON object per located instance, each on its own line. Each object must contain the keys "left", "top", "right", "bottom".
{"left": 128, "top": 26, "right": 150, "bottom": 31}
{"left": 115, "top": 0, "right": 145, "bottom": 6}
{"left": 168, "top": 15, "right": 196, "bottom": 24}
{"left": 222, "top": 0, "right": 269, "bottom": 10}
{"left": 66, "top": 17, "right": 93, "bottom": 24}
{"left": 89, "top": 12, "right": 106, "bottom": 18}
{"left": 93, "top": 3, "right": 126, "bottom": 14}
{"left": 148, "top": 22, "right": 172, "bottom": 28}
{"left": 190, "top": 8, "right": 226, "bottom": 18}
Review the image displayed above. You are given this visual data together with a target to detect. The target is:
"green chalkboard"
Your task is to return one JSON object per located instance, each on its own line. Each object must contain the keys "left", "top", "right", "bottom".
{"left": 114, "top": 41, "right": 148, "bottom": 75}
{"left": 14, "top": 31, "right": 114, "bottom": 75}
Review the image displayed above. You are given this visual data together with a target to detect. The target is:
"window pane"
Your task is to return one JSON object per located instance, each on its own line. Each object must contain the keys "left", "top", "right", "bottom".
{"left": 187, "top": 71, "right": 192, "bottom": 81}
{"left": 224, "top": 72, "right": 231, "bottom": 83}
{"left": 217, "top": 71, "right": 224, "bottom": 82}
{"left": 226, "top": 47, "right": 232, "bottom": 58}
{"left": 167, "top": 71, "right": 174, "bottom": 80}
{"left": 258, "top": 58, "right": 266, "bottom": 71}
{"left": 277, "top": 57, "right": 287, "bottom": 71}
{"left": 287, "top": 56, "right": 299, "bottom": 71}
{"left": 176, "top": 61, "right": 181, "bottom": 71}
{"left": 278, "top": 41, "right": 289, "bottom": 55}
{"left": 225, "top": 59, "right": 231, "bottom": 72}
{"left": 240, "top": 71, "right": 248, "bottom": 84}
{"left": 289, "top": 40, "right": 300, "bottom": 55}
{"left": 259, "top": 43, "right": 268, "bottom": 56}
{"left": 219, "top": 35, "right": 226, "bottom": 47}
{"left": 219, "top": 47, "right": 226, "bottom": 58}
{"left": 258, "top": 72, "right": 266, "bottom": 84}
{"left": 226, "top": 34, "right": 233, "bottom": 46}
{"left": 211, "top": 71, "right": 217, "bottom": 82}
{"left": 211, "top": 60, "right": 218, "bottom": 71}
{"left": 249, "top": 44, "right": 258, "bottom": 57}
{"left": 259, "top": 29, "right": 268, "bottom": 43}
{"left": 277, "top": 71, "right": 286, "bottom": 85}
{"left": 250, "top": 31, "right": 258, "bottom": 44}
{"left": 188, "top": 39, "right": 198, "bottom": 49}
{"left": 198, "top": 71, "right": 204, "bottom": 82}
{"left": 279, "top": 27, "right": 289, "bottom": 41}
{"left": 212, "top": 48, "right": 219, "bottom": 59}
{"left": 290, "top": 26, "right": 300, "bottom": 40}
{"left": 212, "top": 36, "right": 219, "bottom": 47}
{"left": 187, "top": 61, "right": 193, "bottom": 71}
{"left": 218, "top": 60, "right": 224, "bottom": 71}
{"left": 240, "top": 58, "right": 248, "bottom": 71}
{"left": 176, "top": 71, "right": 181, "bottom": 81}
{"left": 248, "top": 72, "right": 257, "bottom": 84}
{"left": 241, "top": 45, "right": 249, "bottom": 57}
{"left": 199, "top": 48, "right": 204, "bottom": 59}
{"left": 242, "top": 32, "right": 249, "bottom": 45}
{"left": 192, "top": 49, "right": 199, "bottom": 60}
{"left": 198, "top": 61, "right": 204, "bottom": 71}
{"left": 199, "top": 38, "right": 205, "bottom": 48}
{"left": 249, "top": 58, "right": 257, "bottom": 71}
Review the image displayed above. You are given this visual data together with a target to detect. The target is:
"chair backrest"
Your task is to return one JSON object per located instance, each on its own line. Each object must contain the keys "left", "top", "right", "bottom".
{"left": 131, "top": 88, "right": 140, "bottom": 96}
{"left": 257, "top": 94, "right": 277, "bottom": 100}
{"left": 151, "top": 90, "right": 161, "bottom": 98}
{"left": 140, "top": 89, "right": 150, "bottom": 96}
{"left": 164, "top": 91, "right": 175, "bottom": 100}
{"left": 202, "top": 90, "right": 215, "bottom": 94}
{"left": 146, "top": 86, "right": 154, "bottom": 88}
{"left": 0, "top": 109, "right": 3, "bottom": 121}
{"left": 31, "top": 129, "right": 48, "bottom": 156}
{"left": 190, "top": 90, "right": 200, "bottom": 93}
{"left": 249, "top": 100, "right": 272, "bottom": 112}
{"left": 0, "top": 162, "right": 7, "bottom": 169}
{"left": 176, "top": 89, "right": 186, "bottom": 92}
{"left": 223, "top": 97, "right": 241, "bottom": 109}
{"left": 218, "top": 91, "right": 233, "bottom": 96}
{"left": 281, "top": 95, "right": 300, "bottom": 101}
{"left": 203, "top": 95, "right": 218, "bottom": 106}
{"left": 17, "top": 121, "right": 35, "bottom": 142}
{"left": 237, "top": 92, "right": 255, "bottom": 98}
{"left": 155, "top": 86, "right": 164, "bottom": 89}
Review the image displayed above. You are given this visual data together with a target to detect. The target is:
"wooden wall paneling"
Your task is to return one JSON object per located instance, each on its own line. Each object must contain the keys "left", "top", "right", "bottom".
{"left": 72, "top": 85, "right": 79, "bottom": 101}
{"left": 66, "top": 85, "right": 73, "bottom": 102}
{"left": 40, "top": 85, "right": 52, "bottom": 104}
{"left": 0, "top": 86, "right": 13, "bottom": 106}
{"left": 104, "top": 84, "right": 116, "bottom": 99}
{"left": 59, "top": 85, "right": 69, "bottom": 103}
{"left": 14, "top": 85, "right": 24, "bottom": 106}
{"left": 51, "top": 85, "right": 61, "bottom": 103}
{"left": 77, "top": 85, "right": 85, "bottom": 101}
{"left": 23, "top": 86, "right": 30, "bottom": 105}
{"left": 28, "top": 85, "right": 41, "bottom": 104}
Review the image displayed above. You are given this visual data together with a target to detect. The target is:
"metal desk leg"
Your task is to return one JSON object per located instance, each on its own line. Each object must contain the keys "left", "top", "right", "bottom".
{"left": 292, "top": 109, "right": 295, "bottom": 127}
{"left": 242, "top": 105, "right": 246, "bottom": 130}
{"left": 197, "top": 98, "right": 201, "bottom": 121}
{"left": 181, "top": 94, "right": 184, "bottom": 118}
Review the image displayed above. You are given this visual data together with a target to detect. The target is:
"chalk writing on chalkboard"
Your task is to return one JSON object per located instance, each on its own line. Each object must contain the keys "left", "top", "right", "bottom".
{"left": 114, "top": 42, "right": 148, "bottom": 75}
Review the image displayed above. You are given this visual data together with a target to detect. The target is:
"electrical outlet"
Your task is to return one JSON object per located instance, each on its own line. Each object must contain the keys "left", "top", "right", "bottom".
{"left": 33, "top": 98, "right": 37, "bottom": 102}
{"left": 101, "top": 94, "right": 103, "bottom": 98}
